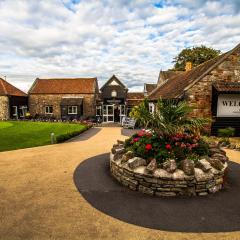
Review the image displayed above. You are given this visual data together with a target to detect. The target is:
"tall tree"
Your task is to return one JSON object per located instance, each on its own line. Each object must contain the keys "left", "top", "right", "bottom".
{"left": 173, "top": 45, "right": 221, "bottom": 71}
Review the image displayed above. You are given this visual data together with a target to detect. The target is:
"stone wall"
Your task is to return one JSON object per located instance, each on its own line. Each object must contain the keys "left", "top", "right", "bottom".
{"left": 110, "top": 141, "right": 228, "bottom": 197}
{"left": 0, "top": 96, "right": 9, "bottom": 119}
{"left": 29, "top": 93, "right": 96, "bottom": 119}
{"left": 185, "top": 47, "right": 240, "bottom": 119}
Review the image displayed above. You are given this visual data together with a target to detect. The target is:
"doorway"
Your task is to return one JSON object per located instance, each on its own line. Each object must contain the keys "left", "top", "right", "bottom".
{"left": 103, "top": 105, "right": 114, "bottom": 122}
{"left": 114, "top": 106, "right": 120, "bottom": 122}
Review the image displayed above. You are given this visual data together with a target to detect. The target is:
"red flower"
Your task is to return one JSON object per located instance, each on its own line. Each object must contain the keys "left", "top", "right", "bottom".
{"left": 145, "top": 144, "right": 152, "bottom": 151}
{"left": 138, "top": 131, "right": 145, "bottom": 137}
{"left": 165, "top": 144, "right": 171, "bottom": 150}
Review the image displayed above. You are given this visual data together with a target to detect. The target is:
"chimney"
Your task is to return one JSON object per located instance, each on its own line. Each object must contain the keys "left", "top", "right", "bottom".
{"left": 185, "top": 62, "right": 192, "bottom": 71}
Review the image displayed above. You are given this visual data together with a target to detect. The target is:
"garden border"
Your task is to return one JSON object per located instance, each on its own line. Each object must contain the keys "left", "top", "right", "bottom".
{"left": 110, "top": 141, "right": 228, "bottom": 197}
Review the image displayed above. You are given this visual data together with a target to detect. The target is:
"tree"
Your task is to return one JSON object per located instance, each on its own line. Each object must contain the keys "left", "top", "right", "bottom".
{"left": 173, "top": 45, "right": 221, "bottom": 71}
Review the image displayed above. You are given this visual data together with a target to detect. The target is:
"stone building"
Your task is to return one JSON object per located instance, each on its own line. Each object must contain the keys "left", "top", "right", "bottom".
{"left": 148, "top": 43, "right": 240, "bottom": 135}
{"left": 0, "top": 78, "right": 28, "bottom": 119}
{"left": 96, "top": 75, "right": 144, "bottom": 123}
{"left": 28, "top": 78, "right": 99, "bottom": 120}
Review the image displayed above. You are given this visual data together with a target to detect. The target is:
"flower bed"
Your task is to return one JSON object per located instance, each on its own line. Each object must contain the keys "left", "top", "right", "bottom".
{"left": 110, "top": 99, "right": 229, "bottom": 197}
{"left": 110, "top": 136, "right": 228, "bottom": 197}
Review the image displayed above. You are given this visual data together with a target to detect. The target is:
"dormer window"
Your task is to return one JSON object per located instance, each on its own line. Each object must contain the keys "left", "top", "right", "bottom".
{"left": 111, "top": 90, "right": 117, "bottom": 97}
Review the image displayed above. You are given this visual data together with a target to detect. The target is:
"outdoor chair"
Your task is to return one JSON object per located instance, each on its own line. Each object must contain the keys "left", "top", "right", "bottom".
{"left": 122, "top": 117, "right": 136, "bottom": 129}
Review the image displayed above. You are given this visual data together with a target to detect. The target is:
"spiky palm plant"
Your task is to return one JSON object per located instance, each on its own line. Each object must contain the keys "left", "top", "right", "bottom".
{"left": 129, "top": 98, "right": 152, "bottom": 128}
{"left": 151, "top": 99, "right": 210, "bottom": 135}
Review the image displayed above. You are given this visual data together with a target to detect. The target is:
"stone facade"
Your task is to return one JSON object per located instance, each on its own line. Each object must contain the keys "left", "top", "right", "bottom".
{"left": 110, "top": 141, "right": 228, "bottom": 197}
{"left": 29, "top": 93, "right": 96, "bottom": 119}
{"left": 0, "top": 96, "right": 9, "bottom": 119}
{"left": 185, "top": 48, "right": 240, "bottom": 119}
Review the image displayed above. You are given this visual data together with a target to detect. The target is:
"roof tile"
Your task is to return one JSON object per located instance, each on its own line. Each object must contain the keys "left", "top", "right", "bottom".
{"left": 29, "top": 78, "right": 97, "bottom": 94}
{"left": 0, "top": 78, "right": 27, "bottom": 97}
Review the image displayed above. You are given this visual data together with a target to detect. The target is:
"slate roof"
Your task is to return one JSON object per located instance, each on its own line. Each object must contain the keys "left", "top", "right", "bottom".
{"left": 29, "top": 77, "right": 98, "bottom": 94}
{"left": 100, "top": 75, "right": 127, "bottom": 90}
{"left": 144, "top": 83, "right": 157, "bottom": 94}
{"left": 0, "top": 78, "right": 27, "bottom": 97}
{"left": 213, "top": 81, "right": 240, "bottom": 92}
{"left": 149, "top": 43, "right": 240, "bottom": 100}
{"left": 127, "top": 92, "right": 145, "bottom": 106}
{"left": 157, "top": 70, "right": 184, "bottom": 84}
{"left": 127, "top": 92, "right": 145, "bottom": 100}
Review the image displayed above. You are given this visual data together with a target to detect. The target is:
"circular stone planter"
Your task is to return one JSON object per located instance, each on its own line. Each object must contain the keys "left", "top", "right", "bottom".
{"left": 110, "top": 140, "right": 228, "bottom": 197}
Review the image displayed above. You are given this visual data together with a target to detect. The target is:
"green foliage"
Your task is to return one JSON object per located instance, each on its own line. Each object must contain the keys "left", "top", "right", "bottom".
{"left": 218, "top": 127, "right": 235, "bottom": 137}
{"left": 151, "top": 99, "right": 210, "bottom": 135}
{"left": 56, "top": 130, "right": 87, "bottom": 143}
{"left": 129, "top": 98, "right": 210, "bottom": 135}
{"left": 126, "top": 130, "right": 209, "bottom": 164}
{"left": 193, "top": 139, "right": 210, "bottom": 156}
{"left": 0, "top": 121, "right": 88, "bottom": 152}
{"left": 218, "top": 138, "right": 230, "bottom": 146}
{"left": 173, "top": 45, "right": 221, "bottom": 71}
{"left": 129, "top": 98, "right": 152, "bottom": 128}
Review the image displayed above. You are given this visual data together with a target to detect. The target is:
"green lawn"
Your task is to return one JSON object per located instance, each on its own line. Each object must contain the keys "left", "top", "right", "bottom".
{"left": 0, "top": 121, "right": 88, "bottom": 152}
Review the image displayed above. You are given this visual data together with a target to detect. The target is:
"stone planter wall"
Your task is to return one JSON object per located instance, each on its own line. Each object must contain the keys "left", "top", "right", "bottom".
{"left": 110, "top": 141, "right": 228, "bottom": 197}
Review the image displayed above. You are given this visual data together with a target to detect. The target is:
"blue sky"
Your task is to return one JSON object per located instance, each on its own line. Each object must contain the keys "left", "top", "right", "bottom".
{"left": 0, "top": 0, "right": 239, "bottom": 92}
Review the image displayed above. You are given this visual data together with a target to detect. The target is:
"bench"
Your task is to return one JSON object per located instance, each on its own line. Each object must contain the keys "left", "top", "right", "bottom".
{"left": 122, "top": 117, "right": 136, "bottom": 129}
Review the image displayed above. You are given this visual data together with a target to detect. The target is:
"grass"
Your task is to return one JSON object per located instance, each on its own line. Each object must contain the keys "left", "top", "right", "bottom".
{"left": 0, "top": 121, "right": 88, "bottom": 152}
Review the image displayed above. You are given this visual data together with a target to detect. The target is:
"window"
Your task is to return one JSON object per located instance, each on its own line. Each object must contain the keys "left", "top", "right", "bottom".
{"left": 68, "top": 106, "right": 78, "bottom": 114}
{"left": 45, "top": 106, "right": 53, "bottom": 114}
{"left": 96, "top": 106, "right": 102, "bottom": 116}
{"left": 19, "top": 106, "right": 28, "bottom": 117}
{"left": 111, "top": 90, "right": 117, "bottom": 97}
{"left": 12, "top": 106, "right": 18, "bottom": 117}
{"left": 149, "top": 103, "right": 155, "bottom": 114}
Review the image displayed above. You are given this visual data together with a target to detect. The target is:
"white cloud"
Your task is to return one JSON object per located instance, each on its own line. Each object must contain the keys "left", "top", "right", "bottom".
{"left": 0, "top": 0, "right": 239, "bottom": 92}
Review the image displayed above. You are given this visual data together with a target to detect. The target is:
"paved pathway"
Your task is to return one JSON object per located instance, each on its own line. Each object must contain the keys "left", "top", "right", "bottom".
{"left": 0, "top": 127, "right": 239, "bottom": 240}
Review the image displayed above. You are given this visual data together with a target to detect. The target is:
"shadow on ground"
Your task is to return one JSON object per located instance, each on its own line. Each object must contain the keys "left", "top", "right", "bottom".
{"left": 121, "top": 128, "right": 139, "bottom": 137}
{"left": 73, "top": 153, "right": 240, "bottom": 233}
{"left": 67, "top": 128, "right": 102, "bottom": 142}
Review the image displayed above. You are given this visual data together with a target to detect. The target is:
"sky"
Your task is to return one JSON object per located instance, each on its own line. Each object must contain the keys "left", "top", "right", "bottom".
{"left": 0, "top": 0, "right": 240, "bottom": 92}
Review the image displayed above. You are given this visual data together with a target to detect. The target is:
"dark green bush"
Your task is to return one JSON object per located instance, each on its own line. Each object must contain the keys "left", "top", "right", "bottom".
{"left": 218, "top": 127, "right": 235, "bottom": 138}
{"left": 56, "top": 127, "right": 89, "bottom": 143}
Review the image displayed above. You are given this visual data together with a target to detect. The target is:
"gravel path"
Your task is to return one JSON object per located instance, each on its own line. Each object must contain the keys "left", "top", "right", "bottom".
{"left": 0, "top": 127, "right": 239, "bottom": 240}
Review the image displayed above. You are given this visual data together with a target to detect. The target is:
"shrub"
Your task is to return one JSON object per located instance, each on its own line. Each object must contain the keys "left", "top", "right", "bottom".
{"left": 218, "top": 138, "right": 230, "bottom": 146}
{"left": 56, "top": 127, "right": 89, "bottom": 143}
{"left": 218, "top": 127, "right": 235, "bottom": 138}
{"left": 129, "top": 98, "right": 210, "bottom": 135}
{"left": 125, "top": 130, "right": 209, "bottom": 164}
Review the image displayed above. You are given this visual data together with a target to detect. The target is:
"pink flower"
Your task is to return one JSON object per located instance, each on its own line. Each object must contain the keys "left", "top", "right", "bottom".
{"left": 180, "top": 143, "right": 186, "bottom": 148}
{"left": 133, "top": 137, "right": 140, "bottom": 142}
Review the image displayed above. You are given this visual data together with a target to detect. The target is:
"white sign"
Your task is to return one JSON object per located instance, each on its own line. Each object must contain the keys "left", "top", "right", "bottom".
{"left": 217, "top": 94, "right": 240, "bottom": 117}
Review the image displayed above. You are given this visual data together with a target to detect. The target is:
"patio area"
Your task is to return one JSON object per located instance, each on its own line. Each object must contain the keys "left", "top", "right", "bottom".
{"left": 0, "top": 127, "right": 239, "bottom": 240}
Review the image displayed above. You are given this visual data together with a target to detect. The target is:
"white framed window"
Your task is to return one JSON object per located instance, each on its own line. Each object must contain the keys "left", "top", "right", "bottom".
{"left": 12, "top": 106, "right": 18, "bottom": 117}
{"left": 149, "top": 102, "right": 155, "bottom": 114}
{"left": 19, "top": 106, "right": 28, "bottom": 117}
{"left": 45, "top": 106, "right": 53, "bottom": 114}
{"left": 68, "top": 106, "right": 78, "bottom": 114}
{"left": 111, "top": 90, "right": 117, "bottom": 97}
